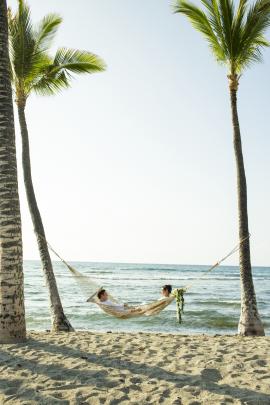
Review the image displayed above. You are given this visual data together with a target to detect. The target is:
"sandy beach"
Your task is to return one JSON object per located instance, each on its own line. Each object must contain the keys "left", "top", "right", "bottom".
{"left": 0, "top": 332, "right": 269, "bottom": 404}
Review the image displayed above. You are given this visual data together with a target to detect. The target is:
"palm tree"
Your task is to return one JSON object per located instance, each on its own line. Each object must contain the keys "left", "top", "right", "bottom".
{"left": 8, "top": 0, "right": 106, "bottom": 332}
{"left": 174, "top": 0, "right": 270, "bottom": 335}
{"left": 0, "top": 0, "right": 26, "bottom": 343}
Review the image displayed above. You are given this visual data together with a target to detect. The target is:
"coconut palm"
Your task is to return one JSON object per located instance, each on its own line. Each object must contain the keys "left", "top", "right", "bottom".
{"left": 8, "top": 0, "right": 106, "bottom": 332}
{"left": 174, "top": 0, "right": 270, "bottom": 335}
{"left": 0, "top": 0, "right": 26, "bottom": 343}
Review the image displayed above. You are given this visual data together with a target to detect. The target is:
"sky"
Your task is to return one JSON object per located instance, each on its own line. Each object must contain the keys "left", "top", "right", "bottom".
{"left": 8, "top": 0, "right": 270, "bottom": 266}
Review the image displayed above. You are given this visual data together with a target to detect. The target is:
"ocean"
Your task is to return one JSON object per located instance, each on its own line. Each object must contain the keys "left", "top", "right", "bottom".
{"left": 24, "top": 261, "right": 270, "bottom": 335}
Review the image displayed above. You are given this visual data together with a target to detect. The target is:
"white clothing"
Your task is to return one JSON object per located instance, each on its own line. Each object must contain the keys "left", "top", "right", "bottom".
{"left": 158, "top": 296, "right": 170, "bottom": 301}
{"left": 100, "top": 299, "right": 126, "bottom": 312}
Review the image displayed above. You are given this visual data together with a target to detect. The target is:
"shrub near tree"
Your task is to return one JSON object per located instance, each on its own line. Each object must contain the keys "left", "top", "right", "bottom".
{"left": 174, "top": 0, "right": 270, "bottom": 335}
{"left": 8, "top": 0, "right": 106, "bottom": 332}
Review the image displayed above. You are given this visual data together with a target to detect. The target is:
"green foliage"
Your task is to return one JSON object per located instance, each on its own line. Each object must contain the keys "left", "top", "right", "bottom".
{"left": 174, "top": 0, "right": 270, "bottom": 74}
{"left": 172, "top": 288, "right": 186, "bottom": 324}
{"left": 8, "top": 0, "right": 106, "bottom": 101}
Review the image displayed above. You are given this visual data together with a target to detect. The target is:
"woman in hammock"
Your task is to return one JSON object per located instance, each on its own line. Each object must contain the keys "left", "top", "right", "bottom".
{"left": 161, "top": 285, "right": 172, "bottom": 298}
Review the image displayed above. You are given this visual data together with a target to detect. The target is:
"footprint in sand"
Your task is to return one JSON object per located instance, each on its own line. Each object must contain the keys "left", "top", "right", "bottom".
{"left": 200, "top": 368, "right": 222, "bottom": 382}
{"left": 130, "top": 377, "right": 142, "bottom": 384}
{"left": 4, "top": 388, "right": 18, "bottom": 396}
{"left": 217, "top": 349, "right": 228, "bottom": 355}
{"left": 181, "top": 354, "right": 194, "bottom": 359}
{"left": 252, "top": 369, "right": 268, "bottom": 374}
{"left": 244, "top": 355, "right": 260, "bottom": 361}
{"left": 109, "top": 397, "right": 129, "bottom": 405}
{"left": 255, "top": 359, "right": 267, "bottom": 367}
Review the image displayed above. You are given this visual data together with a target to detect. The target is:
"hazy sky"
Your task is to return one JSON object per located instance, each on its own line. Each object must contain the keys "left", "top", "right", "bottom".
{"left": 8, "top": 0, "right": 270, "bottom": 265}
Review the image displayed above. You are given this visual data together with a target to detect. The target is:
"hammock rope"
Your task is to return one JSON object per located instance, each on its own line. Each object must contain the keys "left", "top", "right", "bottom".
{"left": 183, "top": 233, "right": 250, "bottom": 291}
{"left": 35, "top": 231, "right": 250, "bottom": 324}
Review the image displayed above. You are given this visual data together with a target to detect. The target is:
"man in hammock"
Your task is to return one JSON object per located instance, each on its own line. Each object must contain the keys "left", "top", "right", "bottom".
{"left": 97, "top": 289, "right": 129, "bottom": 312}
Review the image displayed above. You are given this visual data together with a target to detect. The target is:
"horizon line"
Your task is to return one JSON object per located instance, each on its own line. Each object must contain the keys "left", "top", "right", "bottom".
{"left": 23, "top": 258, "right": 270, "bottom": 268}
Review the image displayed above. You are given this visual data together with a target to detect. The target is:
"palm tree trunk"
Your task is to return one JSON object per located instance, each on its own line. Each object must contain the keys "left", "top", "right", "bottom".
{"left": 17, "top": 103, "right": 74, "bottom": 332}
{"left": 0, "top": 0, "right": 26, "bottom": 343}
{"left": 229, "top": 78, "right": 264, "bottom": 336}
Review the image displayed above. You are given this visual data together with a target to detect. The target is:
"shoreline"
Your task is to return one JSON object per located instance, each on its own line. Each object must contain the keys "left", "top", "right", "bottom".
{"left": 1, "top": 331, "right": 269, "bottom": 404}
{"left": 27, "top": 329, "right": 270, "bottom": 338}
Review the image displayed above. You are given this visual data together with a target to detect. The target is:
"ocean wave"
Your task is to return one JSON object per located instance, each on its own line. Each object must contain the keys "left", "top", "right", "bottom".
{"left": 82, "top": 276, "right": 243, "bottom": 282}
{"left": 194, "top": 300, "right": 241, "bottom": 308}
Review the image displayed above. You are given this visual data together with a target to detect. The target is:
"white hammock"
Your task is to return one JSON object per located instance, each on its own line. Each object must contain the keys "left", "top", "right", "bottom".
{"left": 68, "top": 265, "right": 175, "bottom": 319}
{"left": 88, "top": 290, "right": 175, "bottom": 319}
{"left": 40, "top": 233, "right": 250, "bottom": 323}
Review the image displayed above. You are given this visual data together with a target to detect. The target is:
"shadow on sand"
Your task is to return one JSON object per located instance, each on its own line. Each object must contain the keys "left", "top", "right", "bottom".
{"left": 0, "top": 335, "right": 269, "bottom": 404}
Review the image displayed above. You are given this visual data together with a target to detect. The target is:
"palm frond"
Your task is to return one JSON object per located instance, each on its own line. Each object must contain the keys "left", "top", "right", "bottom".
{"left": 201, "top": 0, "right": 226, "bottom": 49}
{"left": 218, "top": 0, "right": 234, "bottom": 55}
{"left": 24, "top": 53, "right": 53, "bottom": 94}
{"left": 8, "top": 0, "right": 36, "bottom": 81}
{"left": 174, "top": 0, "right": 270, "bottom": 74}
{"left": 34, "top": 13, "right": 62, "bottom": 53}
{"left": 9, "top": 0, "right": 106, "bottom": 99}
{"left": 31, "top": 48, "right": 106, "bottom": 96}
{"left": 32, "top": 70, "right": 70, "bottom": 96}
{"left": 174, "top": 0, "right": 226, "bottom": 62}
{"left": 230, "top": 0, "right": 248, "bottom": 66}
{"left": 51, "top": 48, "right": 106, "bottom": 75}
{"left": 238, "top": 0, "right": 270, "bottom": 70}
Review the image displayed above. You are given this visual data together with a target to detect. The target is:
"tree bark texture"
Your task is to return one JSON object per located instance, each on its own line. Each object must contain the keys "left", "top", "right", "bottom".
{"left": 230, "top": 85, "right": 264, "bottom": 336}
{"left": 0, "top": 0, "right": 26, "bottom": 343}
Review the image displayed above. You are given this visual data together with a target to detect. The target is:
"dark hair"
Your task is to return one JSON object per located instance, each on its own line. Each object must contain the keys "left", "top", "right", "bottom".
{"left": 97, "top": 289, "right": 106, "bottom": 299}
{"left": 163, "top": 284, "right": 172, "bottom": 294}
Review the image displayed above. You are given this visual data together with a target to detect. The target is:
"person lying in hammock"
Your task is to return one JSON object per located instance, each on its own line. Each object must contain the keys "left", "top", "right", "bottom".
{"left": 97, "top": 289, "right": 130, "bottom": 312}
{"left": 161, "top": 284, "right": 172, "bottom": 298}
